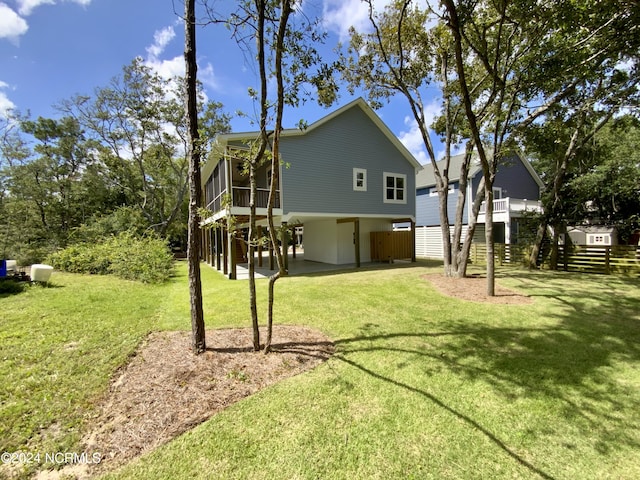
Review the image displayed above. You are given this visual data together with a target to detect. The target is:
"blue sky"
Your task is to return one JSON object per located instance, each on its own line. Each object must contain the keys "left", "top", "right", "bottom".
{"left": 0, "top": 0, "right": 439, "bottom": 163}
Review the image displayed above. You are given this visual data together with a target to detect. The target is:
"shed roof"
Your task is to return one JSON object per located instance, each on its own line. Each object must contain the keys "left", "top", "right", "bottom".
{"left": 568, "top": 226, "right": 617, "bottom": 234}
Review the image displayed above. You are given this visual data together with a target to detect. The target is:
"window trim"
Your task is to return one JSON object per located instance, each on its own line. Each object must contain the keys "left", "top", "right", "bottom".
{"left": 429, "top": 184, "right": 456, "bottom": 197}
{"left": 353, "top": 168, "right": 367, "bottom": 192}
{"left": 383, "top": 172, "right": 407, "bottom": 204}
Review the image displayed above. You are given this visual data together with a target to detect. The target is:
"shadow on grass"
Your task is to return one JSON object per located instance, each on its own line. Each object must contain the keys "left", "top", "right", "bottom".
{"left": 0, "top": 279, "right": 62, "bottom": 297}
{"left": 334, "top": 353, "right": 557, "bottom": 480}
{"left": 332, "top": 271, "right": 640, "bottom": 478}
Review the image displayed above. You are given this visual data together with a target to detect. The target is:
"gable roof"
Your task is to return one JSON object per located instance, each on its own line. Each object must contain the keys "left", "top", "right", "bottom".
{"left": 416, "top": 153, "right": 482, "bottom": 188}
{"left": 213, "top": 97, "right": 422, "bottom": 171}
{"left": 416, "top": 150, "right": 543, "bottom": 189}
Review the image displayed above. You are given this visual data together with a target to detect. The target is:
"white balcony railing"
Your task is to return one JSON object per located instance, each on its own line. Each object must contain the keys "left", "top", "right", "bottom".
{"left": 479, "top": 197, "right": 542, "bottom": 215}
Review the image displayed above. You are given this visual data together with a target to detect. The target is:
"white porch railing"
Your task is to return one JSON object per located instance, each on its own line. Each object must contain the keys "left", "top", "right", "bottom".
{"left": 479, "top": 197, "right": 542, "bottom": 215}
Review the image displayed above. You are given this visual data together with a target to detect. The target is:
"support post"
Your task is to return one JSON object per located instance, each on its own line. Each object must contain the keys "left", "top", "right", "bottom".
{"left": 215, "top": 228, "right": 221, "bottom": 271}
{"left": 354, "top": 218, "right": 360, "bottom": 268}
{"left": 258, "top": 225, "right": 263, "bottom": 267}
{"left": 228, "top": 229, "right": 237, "bottom": 280}
{"left": 281, "top": 222, "right": 289, "bottom": 272}
{"left": 411, "top": 220, "right": 416, "bottom": 262}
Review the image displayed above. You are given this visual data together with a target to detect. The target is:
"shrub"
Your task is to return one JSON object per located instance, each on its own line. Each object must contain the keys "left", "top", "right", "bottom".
{"left": 106, "top": 233, "right": 175, "bottom": 284}
{"left": 47, "top": 232, "right": 174, "bottom": 284}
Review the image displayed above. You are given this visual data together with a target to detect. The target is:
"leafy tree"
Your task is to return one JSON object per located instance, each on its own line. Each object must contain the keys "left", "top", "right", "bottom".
{"left": 59, "top": 58, "right": 231, "bottom": 244}
{"left": 2, "top": 116, "right": 106, "bottom": 262}
{"left": 573, "top": 116, "right": 640, "bottom": 238}
{"left": 441, "top": 0, "right": 640, "bottom": 293}
{"left": 207, "top": 0, "right": 335, "bottom": 352}
{"left": 343, "top": 0, "right": 483, "bottom": 278}
{"left": 528, "top": 115, "right": 640, "bottom": 253}
{"left": 514, "top": 0, "right": 640, "bottom": 265}
{"left": 0, "top": 113, "right": 31, "bottom": 258}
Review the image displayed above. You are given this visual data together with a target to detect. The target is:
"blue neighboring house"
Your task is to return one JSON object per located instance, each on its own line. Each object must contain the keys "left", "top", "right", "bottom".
{"left": 200, "top": 98, "right": 422, "bottom": 277}
{"left": 415, "top": 151, "right": 543, "bottom": 258}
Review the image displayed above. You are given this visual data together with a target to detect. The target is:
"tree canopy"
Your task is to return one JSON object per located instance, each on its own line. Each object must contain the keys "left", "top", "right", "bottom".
{"left": 0, "top": 58, "right": 231, "bottom": 264}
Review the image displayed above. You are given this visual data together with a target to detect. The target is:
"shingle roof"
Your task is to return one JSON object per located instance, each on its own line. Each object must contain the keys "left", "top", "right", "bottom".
{"left": 416, "top": 152, "right": 482, "bottom": 188}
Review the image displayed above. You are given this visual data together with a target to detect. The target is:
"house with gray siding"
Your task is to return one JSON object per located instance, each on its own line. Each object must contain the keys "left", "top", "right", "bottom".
{"left": 414, "top": 151, "right": 543, "bottom": 258}
{"left": 201, "top": 98, "right": 421, "bottom": 277}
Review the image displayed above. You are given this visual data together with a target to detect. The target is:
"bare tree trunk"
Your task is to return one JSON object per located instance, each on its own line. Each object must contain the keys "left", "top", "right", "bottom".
{"left": 248, "top": 162, "right": 260, "bottom": 351}
{"left": 264, "top": 0, "right": 293, "bottom": 354}
{"left": 443, "top": 0, "right": 497, "bottom": 295}
{"left": 456, "top": 176, "right": 485, "bottom": 277}
{"left": 528, "top": 222, "right": 547, "bottom": 269}
{"left": 184, "top": 0, "right": 205, "bottom": 354}
{"left": 450, "top": 143, "right": 475, "bottom": 277}
{"left": 484, "top": 182, "right": 495, "bottom": 296}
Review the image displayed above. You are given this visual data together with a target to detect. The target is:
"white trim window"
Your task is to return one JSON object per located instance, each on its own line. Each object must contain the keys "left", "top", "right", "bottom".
{"left": 429, "top": 184, "right": 456, "bottom": 196}
{"left": 383, "top": 172, "right": 407, "bottom": 204}
{"left": 353, "top": 168, "right": 367, "bottom": 191}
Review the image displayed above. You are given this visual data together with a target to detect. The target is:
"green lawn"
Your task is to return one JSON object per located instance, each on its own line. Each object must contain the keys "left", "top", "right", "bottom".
{"left": 2, "top": 262, "right": 640, "bottom": 479}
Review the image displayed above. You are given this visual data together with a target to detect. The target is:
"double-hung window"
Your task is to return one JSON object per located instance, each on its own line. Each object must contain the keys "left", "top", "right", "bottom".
{"left": 383, "top": 172, "right": 407, "bottom": 204}
{"left": 353, "top": 168, "right": 367, "bottom": 191}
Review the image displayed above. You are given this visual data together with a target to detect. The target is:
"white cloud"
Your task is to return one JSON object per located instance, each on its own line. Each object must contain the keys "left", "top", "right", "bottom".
{"left": 0, "top": 81, "right": 17, "bottom": 120}
{"left": 146, "top": 26, "right": 176, "bottom": 59}
{"left": 321, "top": 0, "right": 433, "bottom": 41}
{"left": 17, "top": 0, "right": 55, "bottom": 16}
{"left": 1, "top": 0, "right": 93, "bottom": 43}
{"left": 144, "top": 26, "right": 185, "bottom": 84}
{"left": 398, "top": 99, "right": 442, "bottom": 164}
{"left": 16, "top": 0, "right": 91, "bottom": 16}
{"left": 143, "top": 25, "right": 220, "bottom": 94}
{"left": 322, "top": 0, "right": 391, "bottom": 41}
{"left": 0, "top": 3, "right": 28, "bottom": 41}
{"left": 398, "top": 116, "right": 428, "bottom": 164}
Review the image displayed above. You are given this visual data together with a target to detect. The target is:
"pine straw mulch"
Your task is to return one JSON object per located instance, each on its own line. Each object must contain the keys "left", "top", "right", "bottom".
{"left": 38, "top": 325, "right": 334, "bottom": 480}
{"left": 423, "top": 273, "right": 533, "bottom": 304}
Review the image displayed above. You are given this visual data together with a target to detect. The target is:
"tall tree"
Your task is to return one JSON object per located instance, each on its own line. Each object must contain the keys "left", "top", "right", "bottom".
{"left": 440, "top": 0, "right": 639, "bottom": 293}
{"left": 184, "top": 0, "right": 206, "bottom": 354}
{"left": 59, "top": 59, "right": 230, "bottom": 244}
{"left": 343, "top": 0, "right": 483, "bottom": 278}
{"left": 2, "top": 116, "right": 110, "bottom": 261}
{"left": 207, "top": 0, "right": 335, "bottom": 351}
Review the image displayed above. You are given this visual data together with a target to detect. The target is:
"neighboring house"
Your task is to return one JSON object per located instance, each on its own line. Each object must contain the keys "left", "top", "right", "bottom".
{"left": 414, "top": 151, "right": 543, "bottom": 259}
{"left": 200, "top": 97, "right": 422, "bottom": 278}
{"left": 567, "top": 226, "right": 618, "bottom": 246}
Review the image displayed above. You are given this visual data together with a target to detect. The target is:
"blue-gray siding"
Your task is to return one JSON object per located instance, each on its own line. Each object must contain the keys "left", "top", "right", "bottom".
{"left": 493, "top": 154, "right": 540, "bottom": 200}
{"left": 280, "top": 106, "right": 415, "bottom": 217}
{"left": 416, "top": 190, "right": 459, "bottom": 226}
{"left": 416, "top": 153, "right": 540, "bottom": 226}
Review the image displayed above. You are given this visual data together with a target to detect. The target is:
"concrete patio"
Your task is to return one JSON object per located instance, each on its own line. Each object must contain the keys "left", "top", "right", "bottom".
{"left": 208, "top": 251, "right": 412, "bottom": 280}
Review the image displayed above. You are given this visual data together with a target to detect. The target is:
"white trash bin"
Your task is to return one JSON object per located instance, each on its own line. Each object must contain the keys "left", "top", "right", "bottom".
{"left": 30, "top": 264, "right": 54, "bottom": 283}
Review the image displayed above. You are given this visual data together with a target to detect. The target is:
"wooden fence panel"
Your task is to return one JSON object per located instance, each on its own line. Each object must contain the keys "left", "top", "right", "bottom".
{"left": 370, "top": 231, "right": 413, "bottom": 262}
{"left": 470, "top": 243, "right": 640, "bottom": 275}
{"left": 557, "top": 245, "right": 640, "bottom": 275}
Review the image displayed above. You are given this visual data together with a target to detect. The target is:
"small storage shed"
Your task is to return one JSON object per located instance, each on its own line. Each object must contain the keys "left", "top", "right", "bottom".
{"left": 567, "top": 226, "right": 618, "bottom": 246}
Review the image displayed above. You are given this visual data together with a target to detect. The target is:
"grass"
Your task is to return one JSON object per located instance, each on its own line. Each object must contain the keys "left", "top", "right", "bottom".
{"left": 2, "top": 261, "right": 640, "bottom": 479}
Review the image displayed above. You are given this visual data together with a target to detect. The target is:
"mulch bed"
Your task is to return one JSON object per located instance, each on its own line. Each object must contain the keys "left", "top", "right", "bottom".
{"left": 41, "top": 326, "right": 334, "bottom": 479}
{"left": 423, "top": 273, "right": 533, "bottom": 304}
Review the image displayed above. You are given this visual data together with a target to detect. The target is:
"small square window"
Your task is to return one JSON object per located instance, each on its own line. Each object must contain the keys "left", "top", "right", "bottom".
{"left": 353, "top": 168, "right": 367, "bottom": 191}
